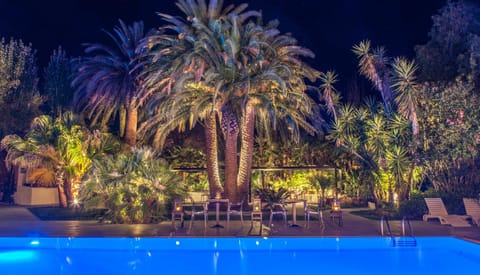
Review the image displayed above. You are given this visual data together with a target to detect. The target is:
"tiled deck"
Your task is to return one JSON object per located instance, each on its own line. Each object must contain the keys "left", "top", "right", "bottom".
{"left": 0, "top": 205, "right": 479, "bottom": 243}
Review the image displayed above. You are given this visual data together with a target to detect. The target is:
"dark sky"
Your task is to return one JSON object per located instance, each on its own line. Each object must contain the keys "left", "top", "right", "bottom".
{"left": 0, "top": 0, "right": 447, "bottom": 89}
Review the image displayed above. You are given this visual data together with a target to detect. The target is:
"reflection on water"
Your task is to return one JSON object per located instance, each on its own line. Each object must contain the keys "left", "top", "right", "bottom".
{"left": 0, "top": 237, "right": 479, "bottom": 274}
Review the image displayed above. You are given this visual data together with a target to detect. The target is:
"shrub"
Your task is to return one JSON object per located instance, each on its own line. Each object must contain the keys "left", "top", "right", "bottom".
{"left": 79, "top": 147, "right": 186, "bottom": 223}
{"left": 398, "top": 194, "right": 428, "bottom": 220}
{"left": 254, "top": 186, "right": 291, "bottom": 209}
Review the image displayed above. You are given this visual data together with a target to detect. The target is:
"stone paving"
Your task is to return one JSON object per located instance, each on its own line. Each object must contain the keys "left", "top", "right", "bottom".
{"left": 0, "top": 205, "right": 479, "bottom": 243}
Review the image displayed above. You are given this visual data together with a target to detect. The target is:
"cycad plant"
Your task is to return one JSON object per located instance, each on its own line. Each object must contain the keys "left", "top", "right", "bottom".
{"left": 79, "top": 147, "right": 186, "bottom": 223}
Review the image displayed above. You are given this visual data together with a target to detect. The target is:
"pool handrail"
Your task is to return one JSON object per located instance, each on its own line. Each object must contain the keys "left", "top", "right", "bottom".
{"left": 401, "top": 216, "right": 414, "bottom": 237}
{"left": 380, "top": 216, "right": 393, "bottom": 238}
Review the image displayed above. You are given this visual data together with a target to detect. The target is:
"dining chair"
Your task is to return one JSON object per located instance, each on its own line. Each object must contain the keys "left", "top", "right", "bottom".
{"left": 189, "top": 198, "right": 209, "bottom": 230}
{"left": 304, "top": 200, "right": 324, "bottom": 228}
{"left": 227, "top": 199, "right": 244, "bottom": 225}
{"left": 269, "top": 201, "right": 287, "bottom": 227}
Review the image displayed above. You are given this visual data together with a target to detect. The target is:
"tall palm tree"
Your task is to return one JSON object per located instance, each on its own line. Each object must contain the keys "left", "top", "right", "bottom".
{"left": 232, "top": 19, "right": 320, "bottom": 201}
{"left": 72, "top": 20, "right": 150, "bottom": 147}
{"left": 138, "top": 0, "right": 261, "bottom": 200}
{"left": 139, "top": 0, "right": 319, "bottom": 202}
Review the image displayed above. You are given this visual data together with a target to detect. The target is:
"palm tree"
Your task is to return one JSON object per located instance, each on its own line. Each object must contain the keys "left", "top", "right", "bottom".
{"left": 72, "top": 20, "right": 150, "bottom": 147}
{"left": 139, "top": 0, "right": 319, "bottom": 202}
{"left": 138, "top": 0, "right": 258, "bottom": 200}
{"left": 1, "top": 112, "right": 91, "bottom": 207}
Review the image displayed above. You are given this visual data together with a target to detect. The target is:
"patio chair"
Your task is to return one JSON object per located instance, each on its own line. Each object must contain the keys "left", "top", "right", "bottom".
{"left": 188, "top": 198, "right": 209, "bottom": 230}
{"left": 423, "top": 198, "right": 470, "bottom": 227}
{"left": 463, "top": 198, "right": 480, "bottom": 225}
{"left": 304, "top": 200, "right": 324, "bottom": 228}
{"left": 269, "top": 201, "right": 287, "bottom": 227}
{"left": 227, "top": 199, "right": 244, "bottom": 225}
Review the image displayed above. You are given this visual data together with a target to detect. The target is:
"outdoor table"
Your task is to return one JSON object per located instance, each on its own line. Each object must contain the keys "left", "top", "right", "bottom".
{"left": 209, "top": 198, "right": 229, "bottom": 228}
{"left": 285, "top": 199, "right": 306, "bottom": 227}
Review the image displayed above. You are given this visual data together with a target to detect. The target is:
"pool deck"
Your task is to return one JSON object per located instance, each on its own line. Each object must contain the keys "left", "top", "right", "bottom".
{"left": 0, "top": 204, "right": 479, "bottom": 243}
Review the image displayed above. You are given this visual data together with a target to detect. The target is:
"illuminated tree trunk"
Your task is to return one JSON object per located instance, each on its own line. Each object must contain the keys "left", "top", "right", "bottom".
{"left": 119, "top": 107, "right": 126, "bottom": 138}
{"left": 222, "top": 110, "right": 239, "bottom": 202}
{"left": 237, "top": 103, "right": 255, "bottom": 203}
{"left": 205, "top": 113, "right": 223, "bottom": 198}
{"left": 124, "top": 106, "right": 137, "bottom": 147}
{"left": 56, "top": 168, "right": 68, "bottom": 208}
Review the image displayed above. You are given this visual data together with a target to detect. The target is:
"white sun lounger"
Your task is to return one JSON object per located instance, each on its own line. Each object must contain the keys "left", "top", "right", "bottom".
{"left": 463, "top": 198, "right": 480, "bottom": 226}
{"left": 423, "top": 198, "right": 471, "bottom": 227}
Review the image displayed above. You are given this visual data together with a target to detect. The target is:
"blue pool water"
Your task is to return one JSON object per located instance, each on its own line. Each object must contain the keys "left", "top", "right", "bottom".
{"left": 0, "top": 237, "right": 479, "bottom": 274}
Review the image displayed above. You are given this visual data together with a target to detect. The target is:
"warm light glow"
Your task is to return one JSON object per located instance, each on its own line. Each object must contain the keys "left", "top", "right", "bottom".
{"left": 215, "top": 192, "right": 221, "bottom": 199}
{"left": 176, "top": 206, "right": 181, "bottom": 211}
{"left": 332, "top": 199, "right": 340, "bottom": 211}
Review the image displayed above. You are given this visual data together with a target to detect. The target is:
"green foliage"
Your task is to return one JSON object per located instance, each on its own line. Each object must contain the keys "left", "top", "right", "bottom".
{"left": 43, "top": 46, "right": 74, "bottom": 115}
{"left": 415, "top": 0, "right": 480, "bottom": 81}
{"left": 163, "top": 145, "right": 206, "bottom": 168}
{"left": 0, "top": 37, "right": 42, "bottom": 137}
{"left": 397, "top": 194, "right": 427, "bottom": 220}
{"left": 163, "top": 145, "right": 208, "bottom": 192}
{"left": 330, "top": 100, "right": 415, "bottom": 202}
{"left": 72, "top": 20, "right": 147, "bottom": 145}
{"left": 269, "top": 172, "right": 313, "bottom": 194}
{"left": 254, "top": 186, "right": 291, "bottom": 209}
{"left": 417, "top": 81, "right": 480, "bottom": 194}
{"left": 79, "top": 147, "right": 186, "bottom": 223}
{"left": 1, "top": 112, "right": 93, "bottom": 206}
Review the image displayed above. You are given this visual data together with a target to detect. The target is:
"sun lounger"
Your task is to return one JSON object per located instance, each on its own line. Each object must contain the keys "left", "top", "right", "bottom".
{"left": 423, "top": 198, "right": 471, "bottom": 227}
{"left": 463, "top": 198, "right": 480, "bottom": 226}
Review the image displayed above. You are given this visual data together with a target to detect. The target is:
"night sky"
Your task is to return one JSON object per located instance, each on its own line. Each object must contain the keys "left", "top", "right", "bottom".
{"left": 0, "top": 0, "right": 447, "bottom": 89}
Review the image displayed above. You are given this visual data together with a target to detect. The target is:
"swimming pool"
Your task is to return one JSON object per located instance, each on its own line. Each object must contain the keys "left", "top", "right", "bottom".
{"left": 0, "top": 237, "right": 479, "bottom": 274}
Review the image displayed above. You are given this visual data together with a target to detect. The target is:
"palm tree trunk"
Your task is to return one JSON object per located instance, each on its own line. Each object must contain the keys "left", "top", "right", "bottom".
{"left": 56, "top": 169, "right": 68, "bottom": 208}
{"left": 119, "top": 107, "right": 126, "bottom": 138}
{"left": 64, "top": 178, "right": 73, "bottom": 205}
{"left": 205, "top": 112, "right": 223, "bottom": 198}
{"left": 224, "top": 116, "right": 239, "bottom": 202}
{"left": 124, "top": 106, "right": 137, "bottom": 147}
{"left": 237, "top": 103, "right": 255, "bottom": 203}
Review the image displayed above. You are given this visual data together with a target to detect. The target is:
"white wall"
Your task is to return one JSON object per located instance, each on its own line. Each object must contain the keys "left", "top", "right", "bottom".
{"left": 13, "top": 166, "right": 59, "bottom": 206}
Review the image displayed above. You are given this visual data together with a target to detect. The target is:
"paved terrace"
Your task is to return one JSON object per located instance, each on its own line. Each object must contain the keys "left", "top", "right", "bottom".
{"left": 0, "top": 205, "right": 479, "bottom": 243}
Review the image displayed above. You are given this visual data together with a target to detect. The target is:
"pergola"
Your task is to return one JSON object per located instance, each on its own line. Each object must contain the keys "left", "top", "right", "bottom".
{"left": 172, "top": 165, "right": 338, "bottom": 201}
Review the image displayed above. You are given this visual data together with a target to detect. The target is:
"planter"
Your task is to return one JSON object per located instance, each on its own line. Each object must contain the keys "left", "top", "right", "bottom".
{"left": 13, "top": 185, "right": 59, "bottom": 206}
